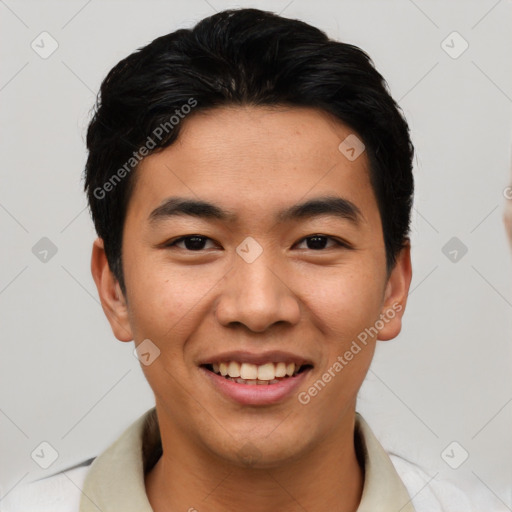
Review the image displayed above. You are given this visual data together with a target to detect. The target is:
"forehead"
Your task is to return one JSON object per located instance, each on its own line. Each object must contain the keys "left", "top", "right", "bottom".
{"left": 126, "top": 105, "right": 378, "bottom": 227}
{"left": 160, "top": 105, "right": 365, "bottom": 174}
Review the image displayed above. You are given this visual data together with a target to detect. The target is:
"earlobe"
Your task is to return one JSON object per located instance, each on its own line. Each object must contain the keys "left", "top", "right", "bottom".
{"left": 91, "top": 238, "right": 133, "bottom": 342}
{"left": 377, "top": 243, "right": 412, "bottom": 341}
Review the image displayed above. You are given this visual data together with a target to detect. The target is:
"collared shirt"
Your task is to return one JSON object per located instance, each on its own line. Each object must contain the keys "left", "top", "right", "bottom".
{"left": 78, "top": 408, "right": 415, "bottom": 512}
{"left": 2, "top": 408, "right": 495, "bottom": 511}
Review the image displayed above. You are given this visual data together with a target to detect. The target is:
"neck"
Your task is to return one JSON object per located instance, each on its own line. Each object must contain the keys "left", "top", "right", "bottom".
{"left": 145, "top": 409, "right": 364, "bottom": 512}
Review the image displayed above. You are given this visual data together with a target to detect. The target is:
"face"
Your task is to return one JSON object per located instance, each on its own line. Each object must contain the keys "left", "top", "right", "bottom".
{"left": 92, "top": 105, "right": 411, "bottom": 468}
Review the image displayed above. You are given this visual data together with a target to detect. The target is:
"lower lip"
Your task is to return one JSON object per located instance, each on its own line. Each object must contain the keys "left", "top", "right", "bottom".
{"left": 200, "top": 367, "right": 311, "bottom": 405}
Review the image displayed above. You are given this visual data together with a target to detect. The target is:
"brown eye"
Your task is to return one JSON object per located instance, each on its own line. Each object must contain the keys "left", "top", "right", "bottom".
{"left": 295, "top": 235, "right": 347, "bottom": 250}
{"left": 168, "top": 235, "right": 216, "bottom": 250}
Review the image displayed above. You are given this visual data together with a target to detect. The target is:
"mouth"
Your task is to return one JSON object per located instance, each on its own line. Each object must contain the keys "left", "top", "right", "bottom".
{"left": 201, "top": 361, "right": 313, "bottom": 385}
{"left": 199, "top": 354, "right": 314, "bottom": 405}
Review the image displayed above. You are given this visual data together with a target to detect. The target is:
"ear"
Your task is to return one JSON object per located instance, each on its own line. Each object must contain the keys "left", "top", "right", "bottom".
{"left": 90, "top": 237, "right": 133, "bottom": 342}
{"left": 377, "top": 242, "right": 412, "bottom": 341}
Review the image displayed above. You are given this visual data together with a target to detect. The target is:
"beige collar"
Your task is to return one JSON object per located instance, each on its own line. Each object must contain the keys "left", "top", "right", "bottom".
{"left": 80, "top": 408, "right": 415, "bottom": 512}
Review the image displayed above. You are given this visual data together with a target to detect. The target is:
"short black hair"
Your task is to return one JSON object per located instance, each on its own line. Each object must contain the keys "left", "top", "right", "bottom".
{"left": 84, "top": 7, "right": 414, "bottom": 296}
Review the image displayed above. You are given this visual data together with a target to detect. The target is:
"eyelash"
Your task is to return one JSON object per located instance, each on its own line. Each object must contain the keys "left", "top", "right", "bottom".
{"left": 165, "top": 234, "right": 351, "bottom": 251}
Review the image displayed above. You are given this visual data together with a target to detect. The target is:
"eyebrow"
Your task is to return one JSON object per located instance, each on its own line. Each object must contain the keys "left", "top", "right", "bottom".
{"left": 148, "top": 195, "right": 363, "bottom": 225}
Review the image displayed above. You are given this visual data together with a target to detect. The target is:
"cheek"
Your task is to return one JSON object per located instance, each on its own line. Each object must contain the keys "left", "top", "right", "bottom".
{"left": 295, "top": 270, "right": 381, "bottom": 421}
{"left": 302, "top": 267, "right": 384, "bottom": 338}
{"left": 124, "top": 257, "right": 225, "bottom": 344}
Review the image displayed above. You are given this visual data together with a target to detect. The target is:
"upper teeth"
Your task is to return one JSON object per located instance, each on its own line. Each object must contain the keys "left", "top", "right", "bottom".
{"left": 212, "top": 362, "right": 298, "bottom": 380}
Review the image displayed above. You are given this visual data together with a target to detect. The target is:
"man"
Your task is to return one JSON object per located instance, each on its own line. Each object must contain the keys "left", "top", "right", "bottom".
{"left": 2, "top": 7, "right": 476, "bottom": 512}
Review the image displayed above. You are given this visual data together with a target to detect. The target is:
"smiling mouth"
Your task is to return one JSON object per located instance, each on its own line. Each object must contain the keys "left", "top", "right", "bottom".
{"left": 202, "top": 361, "right": 313, "bottom": 385}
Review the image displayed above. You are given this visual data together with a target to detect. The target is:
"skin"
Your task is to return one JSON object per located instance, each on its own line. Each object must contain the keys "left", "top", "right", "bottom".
{"left": 91, "top": 105, "right": 412, "bottom": 512}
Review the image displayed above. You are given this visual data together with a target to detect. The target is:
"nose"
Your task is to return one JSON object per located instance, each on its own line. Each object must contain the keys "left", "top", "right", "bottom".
{"left": 215, "top": 255, "right": 301, "bottom": 333}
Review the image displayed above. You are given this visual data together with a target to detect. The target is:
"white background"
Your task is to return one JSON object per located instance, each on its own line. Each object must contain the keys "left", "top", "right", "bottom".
{"left": 1, "top": 0, "right": 511, "bottom": 507}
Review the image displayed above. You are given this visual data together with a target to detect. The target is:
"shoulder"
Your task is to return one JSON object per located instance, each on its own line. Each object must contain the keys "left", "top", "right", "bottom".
{"left": 1, "top": 460, "right": 94, "bottom": 512}
{"left": 390, "top": 453, "right": 461, "bottom": 511}
{"left": 390, "top": 454, "right": 509, "bottom": 512}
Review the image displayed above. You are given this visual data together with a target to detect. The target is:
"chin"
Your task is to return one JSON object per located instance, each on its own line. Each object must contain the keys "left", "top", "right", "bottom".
{"left": 206, "top": 428, "right": 313, "bottom": 470}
